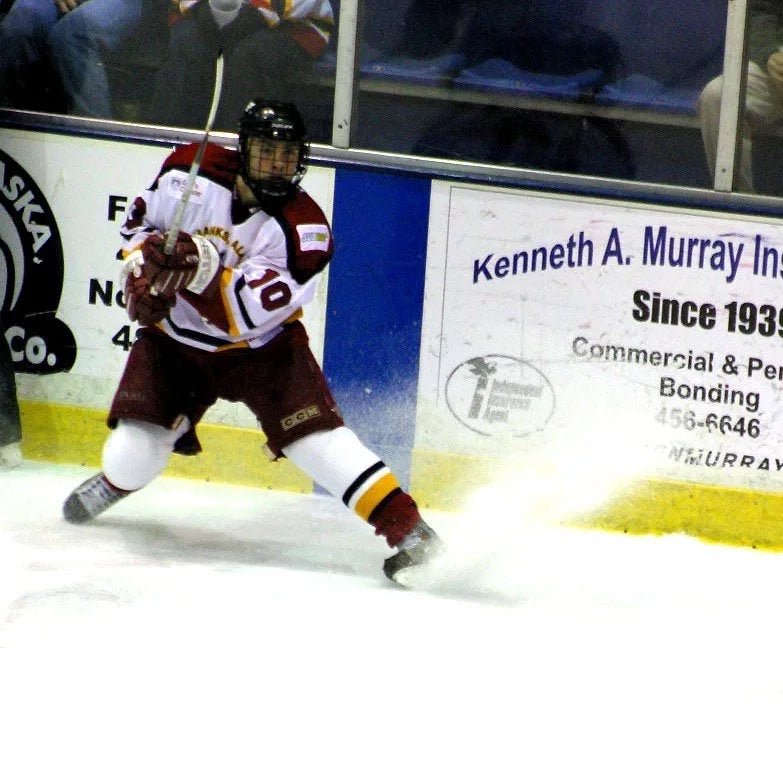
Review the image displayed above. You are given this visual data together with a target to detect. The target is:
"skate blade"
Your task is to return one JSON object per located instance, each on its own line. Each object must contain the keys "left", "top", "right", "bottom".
{"left": 390, "top": 566, "right": 425, "bottom": 588}
{"left": 389, "top": 553, "right": 450, "bottom": 589}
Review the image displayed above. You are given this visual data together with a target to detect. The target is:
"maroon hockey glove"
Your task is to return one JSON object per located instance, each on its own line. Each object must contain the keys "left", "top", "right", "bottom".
{"left": 125, "top": 270, "right": 174, "bottom": 325}
{"left": 141, "top": 233, "right": 200, "bottom": 299}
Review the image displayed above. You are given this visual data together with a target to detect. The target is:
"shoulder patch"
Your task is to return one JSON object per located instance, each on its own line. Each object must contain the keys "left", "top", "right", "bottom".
{"left": 296, "top": 223, "right": 331, "bottom": 252}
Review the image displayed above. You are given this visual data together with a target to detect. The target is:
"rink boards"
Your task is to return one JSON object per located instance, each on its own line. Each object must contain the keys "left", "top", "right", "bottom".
{"left": 4, "top": 127, "right": 783, "bottom": 548}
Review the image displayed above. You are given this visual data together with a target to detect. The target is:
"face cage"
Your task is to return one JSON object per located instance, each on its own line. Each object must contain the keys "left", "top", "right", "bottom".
{"left": 239, "top": 135, "right": 309, "bottom": 199}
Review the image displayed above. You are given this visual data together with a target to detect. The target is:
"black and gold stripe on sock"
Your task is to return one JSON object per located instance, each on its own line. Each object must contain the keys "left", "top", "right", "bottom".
{"left": 342, "top": 461, "right": 401, "bottom": 521}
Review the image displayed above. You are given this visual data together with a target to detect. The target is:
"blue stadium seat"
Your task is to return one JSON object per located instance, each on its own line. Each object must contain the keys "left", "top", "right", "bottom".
{"left": 363, "top": 52, "right": 467, "bottom": 86}
{"left": 453, "top": 58, "right": 604, "bottom": 100}
{"left": 595, "top": 74, "right": 706, "bottom": 115}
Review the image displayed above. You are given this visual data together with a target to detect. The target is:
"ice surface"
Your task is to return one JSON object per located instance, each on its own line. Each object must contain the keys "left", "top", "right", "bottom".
{"left": 2, "top": 461, "right": 783, "bottom": 761}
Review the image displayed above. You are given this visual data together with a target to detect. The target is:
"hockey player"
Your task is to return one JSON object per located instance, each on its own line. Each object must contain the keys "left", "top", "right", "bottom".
{"left": 62, "top": 99, "right": 442, "bottom": 585}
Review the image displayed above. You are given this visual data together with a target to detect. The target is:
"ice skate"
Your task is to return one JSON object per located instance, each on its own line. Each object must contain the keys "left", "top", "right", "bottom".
{"left": 63, "top": 473, "right": 131, "bottom": 524}
{"left": 383, "top": 518, "right": 444, "bottom": 587}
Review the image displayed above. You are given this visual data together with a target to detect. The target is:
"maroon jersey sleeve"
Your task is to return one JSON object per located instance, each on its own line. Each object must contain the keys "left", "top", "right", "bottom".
{"left": 276, "top": 191, "right": 334, "bottom": 284}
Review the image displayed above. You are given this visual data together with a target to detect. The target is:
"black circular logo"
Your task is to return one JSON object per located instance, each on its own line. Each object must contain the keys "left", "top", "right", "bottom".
{"left": 0, "top": 148, "right": 76, "bottom": 373}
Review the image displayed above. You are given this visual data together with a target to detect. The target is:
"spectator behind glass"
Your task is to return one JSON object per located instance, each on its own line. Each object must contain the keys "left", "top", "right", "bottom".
{"left": 0, "top": 0, "right": 168, "bottom": 117}
{"left": 148, "top": 0, "right": 334, "bottom": 132}
{"left": 698, "top": 0, "right": 783, "bottom": 192}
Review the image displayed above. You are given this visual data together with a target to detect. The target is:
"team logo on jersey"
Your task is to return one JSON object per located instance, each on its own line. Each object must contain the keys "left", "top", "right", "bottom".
{"left": 0, "top": 149, "right": 76, "bottom": 373}
{"left": 169, "top": 175, "right": 206, "bottom": 205}
{"left": 296, "top": 224, "right": 330, "bottom": 252}
{"left": 445, "top": 355, "right": 554, "bottom": 437}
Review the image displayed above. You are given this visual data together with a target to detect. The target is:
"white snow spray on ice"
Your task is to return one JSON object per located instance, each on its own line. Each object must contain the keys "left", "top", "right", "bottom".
{"left": 417, "top": 414, "right": 664, "bottom": 602}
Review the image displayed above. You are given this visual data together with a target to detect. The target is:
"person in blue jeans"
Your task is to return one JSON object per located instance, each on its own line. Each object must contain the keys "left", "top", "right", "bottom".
{"left": 0, "top": 0, "right": 168, "bottom": 117}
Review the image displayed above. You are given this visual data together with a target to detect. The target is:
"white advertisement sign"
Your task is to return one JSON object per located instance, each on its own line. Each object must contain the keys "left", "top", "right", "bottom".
{"left": 1, "top": 128, "right": 333, "bottom": 428}
{"left": 418, "top": 182, "right": 783, "bottom": 493}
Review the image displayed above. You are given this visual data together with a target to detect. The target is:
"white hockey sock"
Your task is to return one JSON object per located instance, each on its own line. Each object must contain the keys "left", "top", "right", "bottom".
{"left": 102, "top": 418, "right": 189, "bottom": 491}
{"left": 283, "top": 426, "right": 397, "bottom": 518}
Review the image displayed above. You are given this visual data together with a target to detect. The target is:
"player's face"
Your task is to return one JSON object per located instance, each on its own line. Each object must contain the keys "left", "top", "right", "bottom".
{"left": 246, "top": 137, "right": 301, "bottom": 182}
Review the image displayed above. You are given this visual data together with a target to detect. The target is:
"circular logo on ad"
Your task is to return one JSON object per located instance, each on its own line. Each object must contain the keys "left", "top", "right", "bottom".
{"left": 445, "top": 355, "right": 555, "bottom": 436}
{"left": 0, "top": 148, "right": 76, "bottom": 373}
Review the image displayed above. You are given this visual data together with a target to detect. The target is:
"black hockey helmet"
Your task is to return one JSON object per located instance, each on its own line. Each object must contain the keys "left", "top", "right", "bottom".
{"left": 237, "top": 98, "right": 309, "bottom": 200}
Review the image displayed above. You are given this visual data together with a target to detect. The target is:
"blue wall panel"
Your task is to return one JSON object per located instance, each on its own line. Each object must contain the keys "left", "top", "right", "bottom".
{"left": 324, "top": 168, "right": 431, "bottom": 486}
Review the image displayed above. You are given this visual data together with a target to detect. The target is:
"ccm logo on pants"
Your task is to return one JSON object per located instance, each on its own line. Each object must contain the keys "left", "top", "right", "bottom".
{"left": 281, "top": 406, "right": 321, "bottom": 431}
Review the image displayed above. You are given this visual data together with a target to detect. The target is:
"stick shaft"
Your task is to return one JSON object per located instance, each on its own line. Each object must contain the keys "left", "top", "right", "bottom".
{"left": 163, "top": 52, "right": 225, "bottom": 257}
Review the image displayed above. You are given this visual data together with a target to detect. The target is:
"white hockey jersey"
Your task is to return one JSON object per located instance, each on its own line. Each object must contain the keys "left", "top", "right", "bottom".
{"left": 120, "top": 142, "right": 333, "bottom": 352}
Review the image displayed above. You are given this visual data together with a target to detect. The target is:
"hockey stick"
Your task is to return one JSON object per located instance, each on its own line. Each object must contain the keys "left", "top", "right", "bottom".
{"left": 149, "top": 51, "right": 225, "bottom": 295}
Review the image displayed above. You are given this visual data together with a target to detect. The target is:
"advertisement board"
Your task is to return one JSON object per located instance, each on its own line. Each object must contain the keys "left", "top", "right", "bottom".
{"left": 417, "top": 182, "right": 783, "bottom": 500}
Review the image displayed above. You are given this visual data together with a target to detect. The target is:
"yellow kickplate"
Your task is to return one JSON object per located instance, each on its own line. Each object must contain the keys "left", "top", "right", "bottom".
{"left": 18, "top": 400, "right": 312, "bottom": 493}
{"left": 411, "top": 448, "right": 783, "bottom": 551}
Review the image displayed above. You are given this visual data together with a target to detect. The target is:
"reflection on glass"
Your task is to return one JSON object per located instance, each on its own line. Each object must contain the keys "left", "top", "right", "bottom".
{"left": 0, "top": 0, "right": 745, "bottom": 191}
{"left": 355, "top": 0, "right": 727, "bottom": 187}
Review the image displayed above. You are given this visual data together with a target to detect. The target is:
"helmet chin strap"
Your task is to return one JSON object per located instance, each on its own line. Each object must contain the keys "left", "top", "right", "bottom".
{"left": 236, "top": 170, "right": 291, "bottom": 205}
